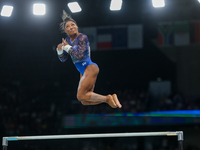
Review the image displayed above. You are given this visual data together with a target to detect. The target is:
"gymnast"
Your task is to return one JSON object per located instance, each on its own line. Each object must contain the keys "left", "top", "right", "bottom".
{"left": 56, "top": 10, "right": 122, "bottom": 108}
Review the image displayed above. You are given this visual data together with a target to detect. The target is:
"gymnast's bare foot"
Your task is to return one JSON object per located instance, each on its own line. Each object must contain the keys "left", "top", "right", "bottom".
{"left": 106, "top": 95, "right": 117, "bottom": 108}
{"left": 112, "top": 94, "right": 122, "bottom": 108}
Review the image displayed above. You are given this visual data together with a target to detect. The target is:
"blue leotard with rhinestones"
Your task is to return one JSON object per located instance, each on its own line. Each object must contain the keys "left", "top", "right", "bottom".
{"left": 58, "top": 33, "right": 98, "bottom": 75}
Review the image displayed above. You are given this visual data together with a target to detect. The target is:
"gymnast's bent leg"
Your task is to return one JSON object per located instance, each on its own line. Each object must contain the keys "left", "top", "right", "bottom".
{"left": 77, "top": 65, "right": 122, "bottom": 108}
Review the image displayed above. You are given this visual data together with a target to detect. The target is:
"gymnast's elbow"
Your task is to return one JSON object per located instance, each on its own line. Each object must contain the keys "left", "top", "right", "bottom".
{"left": 60, "top": 59, "right": 66, "bottom": 62}
{"left": 58, "top": 57, "right": 67, "bottom": 62}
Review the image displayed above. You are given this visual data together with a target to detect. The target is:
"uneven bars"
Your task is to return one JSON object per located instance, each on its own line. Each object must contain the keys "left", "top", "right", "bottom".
{"left": 2, "top": 131, "right": 183, "bottom": 150}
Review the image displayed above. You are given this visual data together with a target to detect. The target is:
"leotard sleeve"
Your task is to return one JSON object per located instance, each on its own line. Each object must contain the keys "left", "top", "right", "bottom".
{"left": 58, "top": 51, "right": 69, "bottom": 62}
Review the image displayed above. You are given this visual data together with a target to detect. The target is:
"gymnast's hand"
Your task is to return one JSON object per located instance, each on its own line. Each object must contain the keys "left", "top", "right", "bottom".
{"left": 57, "top": 38, "right": 68, "bottom": 51}
{"left": 57, "top": 43, "right": 63, "bottom": 51}
{"left": 61, "top": 38, "right": 72, "bottom": 53}
{"left": 62, "top": 38, "right": 69, "bottom": 46}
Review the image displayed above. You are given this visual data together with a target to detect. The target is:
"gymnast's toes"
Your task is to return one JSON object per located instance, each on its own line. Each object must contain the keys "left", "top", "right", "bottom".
{"left": 112, "top": 94, "right": 122, "bottom": 108}
{"left": 106, "top": 95, "right": 117, "bottom": 108}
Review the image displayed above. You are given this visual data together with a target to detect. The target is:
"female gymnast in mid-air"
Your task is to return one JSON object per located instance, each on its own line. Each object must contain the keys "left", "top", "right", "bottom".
{"left": 56, "top": 10, "right": 122, "bottom": 108}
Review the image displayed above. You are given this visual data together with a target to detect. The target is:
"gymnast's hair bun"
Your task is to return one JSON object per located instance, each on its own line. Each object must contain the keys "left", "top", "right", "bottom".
{"left": 60, "top": 10, "right": 77, "bottom": 33}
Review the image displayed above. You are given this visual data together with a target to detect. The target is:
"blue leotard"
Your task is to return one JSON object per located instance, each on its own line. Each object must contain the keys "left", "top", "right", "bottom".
{"left": 58, "top": 33, "right": 98, "bottom": 75}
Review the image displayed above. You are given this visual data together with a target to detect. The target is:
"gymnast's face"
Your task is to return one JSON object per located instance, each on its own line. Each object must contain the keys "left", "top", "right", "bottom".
{"left": 65, "top": 21, "right": 78, "bottom": 36}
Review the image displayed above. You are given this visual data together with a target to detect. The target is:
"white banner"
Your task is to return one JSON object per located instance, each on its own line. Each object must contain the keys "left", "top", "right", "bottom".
{"left": 174, "top": 21, "right": 190, "bottom": 46}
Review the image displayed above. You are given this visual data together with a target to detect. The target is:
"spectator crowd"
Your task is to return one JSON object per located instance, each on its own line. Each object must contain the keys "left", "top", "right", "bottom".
{"left": 0, "top": 78, "right": 200, "bottom": 150}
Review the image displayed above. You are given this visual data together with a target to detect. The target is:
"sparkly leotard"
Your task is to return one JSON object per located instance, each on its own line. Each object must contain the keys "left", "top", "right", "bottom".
{"left": 58, "top": 33, "right": 98, "bottom": 75}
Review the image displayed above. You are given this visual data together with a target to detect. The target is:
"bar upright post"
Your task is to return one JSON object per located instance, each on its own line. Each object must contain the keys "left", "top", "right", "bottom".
{"left": 177, "top": 131, "right": 184, "bottom": 150}
{"left": 2, "top": 137, "right": 8, "bottom": 150}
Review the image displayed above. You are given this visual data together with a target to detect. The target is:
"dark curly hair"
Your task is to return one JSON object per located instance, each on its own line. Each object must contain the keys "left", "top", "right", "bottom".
{"left": 60, "top": 10, "right": 77, "bottom": 33}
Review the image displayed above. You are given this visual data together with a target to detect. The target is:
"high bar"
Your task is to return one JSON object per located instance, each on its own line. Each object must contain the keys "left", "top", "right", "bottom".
{"left": 2, "top": 131, "right": 183, "bottom": 146}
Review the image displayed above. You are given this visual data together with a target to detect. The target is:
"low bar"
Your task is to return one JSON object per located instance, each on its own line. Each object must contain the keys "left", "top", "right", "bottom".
{"left": 2, "top": 131, "right": 183, "bottom": 150}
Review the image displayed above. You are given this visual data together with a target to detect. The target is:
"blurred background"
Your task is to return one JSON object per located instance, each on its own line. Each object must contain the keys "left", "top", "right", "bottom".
{"left": 0, "top": 0, "right": 200, "bottom": 150}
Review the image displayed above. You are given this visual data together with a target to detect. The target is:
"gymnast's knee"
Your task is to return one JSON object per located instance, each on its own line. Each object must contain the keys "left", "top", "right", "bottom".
{"left": 77, "top": 93, "right": 84, "bottom": 102}
{"left": 81, "top": 101, "right": 89, "bottom": 105}
{"left": 77, "top": 95, "right": 88, "bottom": 105}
